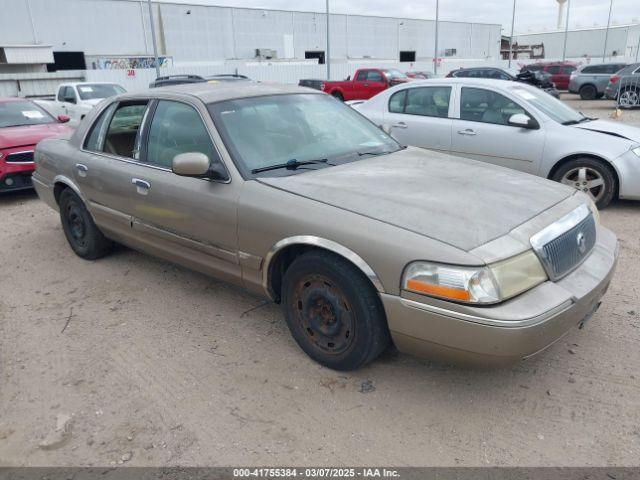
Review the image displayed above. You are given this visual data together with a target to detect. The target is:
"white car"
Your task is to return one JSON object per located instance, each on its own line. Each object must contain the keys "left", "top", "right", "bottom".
{"left": 35, "top": 82, "right": 126, "bottom": 126}
{"left": 354, "top": 78, "right": 640, "bottom": 208}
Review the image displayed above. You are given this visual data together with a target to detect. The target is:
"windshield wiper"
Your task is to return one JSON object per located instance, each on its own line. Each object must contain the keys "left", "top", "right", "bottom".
{"left": 251, "top": 158, "right": 330, "bottom": 174}
{"left": 562, "top": 116, "right": 595, "bottom": 126}
{"left": 357, "top": 148, "right": 397, "bottom": 157}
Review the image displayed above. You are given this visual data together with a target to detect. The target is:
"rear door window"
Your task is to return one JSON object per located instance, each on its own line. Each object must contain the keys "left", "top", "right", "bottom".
{"left": 102, "top": 102, "right": 149, "bottom": 159}
{"left": 84, "top": 103, "right": 118, "bottom": 151}
{"left": 388, "top": 90, "right": 407, "bottom": 113}
{"left": 404, "top": 87, "right": 452, "bottom": 118}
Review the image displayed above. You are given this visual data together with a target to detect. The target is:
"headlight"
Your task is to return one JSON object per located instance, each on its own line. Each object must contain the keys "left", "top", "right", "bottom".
{"left": 403, "top": 251, "right": 547, "bottom": 304}
{"left": 632, "top": 146, "right": 640, "bottom": 157}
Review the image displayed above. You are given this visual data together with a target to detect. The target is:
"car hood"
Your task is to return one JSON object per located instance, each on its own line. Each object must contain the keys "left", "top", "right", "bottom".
{"left": 573, "top": 119, "right": 640, "bottom": 143}
{"left": 0, "top": 123, "right": 73, "bottom": 149}
{"left": 258, "top": 148, "right": 574, "bottom": 252}
{"left": 82, "top": 98, "right": 104, "bottom": 106}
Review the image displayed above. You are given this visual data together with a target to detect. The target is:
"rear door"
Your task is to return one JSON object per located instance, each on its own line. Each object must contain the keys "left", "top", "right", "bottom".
{"left": 75, "top": 100, "right": 151, "bottom": 240}
{"left": 384, "top": 85, "right": 454, "bottom": 152}
{"left": 450, "top": 86, "right": 545, "bottom": 175}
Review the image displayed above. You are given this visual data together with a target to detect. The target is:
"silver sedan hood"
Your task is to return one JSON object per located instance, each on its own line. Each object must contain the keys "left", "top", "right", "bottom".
{"left": 573, "top": 119, "right": 640, "bottom": 143}
{"left": 258, "top": 148, "right": 574, "bottom": 252}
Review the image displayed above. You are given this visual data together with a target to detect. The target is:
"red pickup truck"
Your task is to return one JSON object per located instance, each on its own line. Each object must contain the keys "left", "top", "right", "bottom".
{"left": 299, "top": 68, "right": 411, "bottom": 101}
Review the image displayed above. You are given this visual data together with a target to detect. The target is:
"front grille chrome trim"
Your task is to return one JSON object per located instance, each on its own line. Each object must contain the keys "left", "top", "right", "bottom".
{"left": 530, "top": 204, "right": 596, "bottom": 281}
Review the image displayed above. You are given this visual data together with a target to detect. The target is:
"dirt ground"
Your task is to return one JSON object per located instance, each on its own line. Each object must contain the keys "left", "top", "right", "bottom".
{"left": 1, "top": 96, "right": 639, "bottom": 468}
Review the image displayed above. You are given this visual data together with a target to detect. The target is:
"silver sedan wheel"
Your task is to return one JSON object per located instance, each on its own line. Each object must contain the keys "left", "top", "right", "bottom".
{"left": 560, "top": 166, "right": 606, "bottom": 203}
{"left": 619, "top": 90, "right": 639, "bottom": 108}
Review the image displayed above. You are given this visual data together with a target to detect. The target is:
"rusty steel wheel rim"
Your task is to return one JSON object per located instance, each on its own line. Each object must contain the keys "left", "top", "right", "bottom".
{"left": 291, "top": 274, "right": 355, "bottom": 355}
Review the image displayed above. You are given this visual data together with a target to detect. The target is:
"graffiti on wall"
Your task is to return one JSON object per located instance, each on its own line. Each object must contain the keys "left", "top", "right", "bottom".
{"left": 91, "top": 56, "right": 173, "bottom": 70}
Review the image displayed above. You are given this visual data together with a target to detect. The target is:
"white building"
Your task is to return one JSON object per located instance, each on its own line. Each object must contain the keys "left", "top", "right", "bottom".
{"left": 0, "top": 0, "right": 501, "bottom": 72}
{"left": 513, "top": 23, "right": 640, "bottom": 61}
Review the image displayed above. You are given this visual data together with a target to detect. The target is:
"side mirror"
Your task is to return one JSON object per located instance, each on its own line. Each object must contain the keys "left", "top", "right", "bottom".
{"left": 508, "top": 113, "right": 537, "bottom": 129}
{"left": 64, "top": 96, "right": 76, "bottom": 104}
{"left": 57, "top": 115, "right": 70, "bottom": 123}
{"left": 172, "top": 152, "right": 228, "bottom": 181}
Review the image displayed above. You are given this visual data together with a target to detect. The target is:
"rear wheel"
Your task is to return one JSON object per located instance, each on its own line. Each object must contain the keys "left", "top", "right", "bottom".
{"left": 619, "top": 88, "right": 639, "bottom": 109}
{"left": 281, "top": 250, "right": 390, "bottom": 371}
{"left": 552, "top": 157, "right": 616, "bottom": 209}
{"left": 579, "top": 84, "right": 597, "bottom": 100}
{"left": 331, "top": 91, "right": 344, "bottom": 102}
{"left": 59, "top": 189, "right": 112, "bottom": 259}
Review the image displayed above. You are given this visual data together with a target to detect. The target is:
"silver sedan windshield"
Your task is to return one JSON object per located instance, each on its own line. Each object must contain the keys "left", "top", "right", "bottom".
{"left": 509, "top": 85, "right": 585, "bottom": 125}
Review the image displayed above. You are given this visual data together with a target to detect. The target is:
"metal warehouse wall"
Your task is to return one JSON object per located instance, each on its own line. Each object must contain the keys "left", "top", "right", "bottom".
{"left": 513, "top": 24, "right": 640, "bottom": 60}
{"left": 0, "top": 0, "right": 501, "bottom": 64}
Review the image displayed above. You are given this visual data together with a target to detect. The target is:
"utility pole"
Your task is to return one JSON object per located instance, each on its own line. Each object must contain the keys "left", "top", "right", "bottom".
{"left": 434, "top": 0, "right": 439, "bottom": 76}
{"left": 326, "top": 0, "right": 331, "bottom": 80}
{"left": 147, "top": 0, "right": 161, "bottom": 78}
{"left": 561, "top": 0, "right": 571, "bottom": 61}
{"left": 603, "top": 0, "right": 614, "bottom": 61}
{"left": 508, "top": 0, "right": 516, "bottom": 68}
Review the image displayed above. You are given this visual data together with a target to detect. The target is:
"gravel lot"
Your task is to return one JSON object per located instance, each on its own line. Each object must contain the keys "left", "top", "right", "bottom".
{"left": 1, "top": 96, "right": 639, "bottom": 468}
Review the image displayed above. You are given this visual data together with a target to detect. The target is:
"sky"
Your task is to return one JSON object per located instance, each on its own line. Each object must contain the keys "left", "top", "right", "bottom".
{"left": 164, "top": 0, "right": 640, "bottom": 33}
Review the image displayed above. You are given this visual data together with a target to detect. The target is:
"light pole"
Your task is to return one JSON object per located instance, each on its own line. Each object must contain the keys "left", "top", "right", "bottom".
{"left": 326, "top": 0, "right": 331, "bottom": 80}
{"left": 508, "top": 0, "right": 516, "bottom": 68}
{"left": 434, "top": 0, "right": 439, "bottom": 75}
{"left": 147, "top": 0, "right": 161, "bottom": 78}
{"left": 561, "top": 0, "right": 571, "bottom": 61}
{"left": 602, "top": 0, "right": 614, "bottom": 61}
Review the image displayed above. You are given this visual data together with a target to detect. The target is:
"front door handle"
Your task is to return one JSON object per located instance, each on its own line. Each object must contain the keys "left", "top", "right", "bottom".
{"left": 132, "top": 178, "right": 151, "bottom": 195}
{"left": 392, "top": 122, "right": 408, "bottom": 129}
{"left": 457, "top": 129, "right": 477, "bottom": 136}
{"left": 75, "top": 163, "right": 88, "bottom": 177}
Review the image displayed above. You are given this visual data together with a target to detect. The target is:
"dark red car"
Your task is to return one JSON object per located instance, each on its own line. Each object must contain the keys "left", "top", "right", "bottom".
{"left": 0, "top": 98, "right": 72, "bottom": 192}
{"left": 520, "top": 62, "right": 577, "bottom": 90}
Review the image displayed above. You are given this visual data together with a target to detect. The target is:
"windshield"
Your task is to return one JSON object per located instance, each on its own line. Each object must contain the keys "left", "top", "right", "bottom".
{"left": 77, "top": 84, "right": 126, "bottom": 100}
{"left": 382, "top": 69, "right": 408, "bottom": 80}
{"left": 0, "top": 101, "right": 55, "bottom": 128}
{"left": 509, "top": 85, "right": 585, "bottom": 124}
{"left": 208, "top": 94, "right": 401, "bottom": 177}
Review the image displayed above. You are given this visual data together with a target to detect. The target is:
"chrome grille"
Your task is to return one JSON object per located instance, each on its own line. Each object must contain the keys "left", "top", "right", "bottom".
{"left": 5, "top": 151, "right": 34, "bottom": 163}
{"left": 530, "top": 205, "right": 597, "bottom": 281}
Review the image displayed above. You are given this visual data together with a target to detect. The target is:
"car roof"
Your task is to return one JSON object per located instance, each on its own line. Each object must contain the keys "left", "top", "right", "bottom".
{"left": 407, "top": 78, "right": 516, "bottom": 87}
{"left": 119, "top": 81, "right": 322, "bottom": 103}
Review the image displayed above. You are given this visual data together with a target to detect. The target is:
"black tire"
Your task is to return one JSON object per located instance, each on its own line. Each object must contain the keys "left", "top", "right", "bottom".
{"left": 552, "top": 157, "right": 616, "bottom": 209}
{"left": 331, "top": 91, "right": 344, "bottom": 102}
{"left": 281, "top": 250, "right": 390, "bottom": 371}
{"left": 59, "top": 188, "right": 112, "bottom": 259}
{"left": 579, "top": 84, "right": 597, "bottom": 100}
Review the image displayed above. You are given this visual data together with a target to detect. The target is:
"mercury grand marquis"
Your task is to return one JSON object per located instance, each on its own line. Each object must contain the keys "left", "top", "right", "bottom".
{"left": 32, "top": 83, "right": 618, "bottom": 369}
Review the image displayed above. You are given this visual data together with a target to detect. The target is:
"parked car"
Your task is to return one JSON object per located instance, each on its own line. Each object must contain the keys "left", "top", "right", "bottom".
{"left": 35, "top": 83, "right": 126, "bottom": 125}
{"left": 33, "top": 83, "right": 617, "bottom": 369}
{"left": 0, "top": 97, "right": 72, "bottom": 192}
{"left": 521, "top": 62, "right": 577, "bottom": 90}
{"left": 150, "top": 74, "right": 252, "bottom": 88}
{"left": 406, "top": 71, "right": 434, "bottom": 79}
{"left": 299, "top": 68, "right": 410, "bottom": 101}
{"left": 446, "top": 67, "right": 559, "bottom": 97}
{"left": 604, "top": 63, "right": 640, "bottom": 108}
{"left": 354, "top": 78, "right": 640, "bottom": 208}
{"left": 568, "top": 63, "right": 627, "bottom": 100}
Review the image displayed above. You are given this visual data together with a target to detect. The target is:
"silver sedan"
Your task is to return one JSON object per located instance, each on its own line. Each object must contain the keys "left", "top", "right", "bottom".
{"left": 355, "top": 78, "right": 640, "bottom": 208}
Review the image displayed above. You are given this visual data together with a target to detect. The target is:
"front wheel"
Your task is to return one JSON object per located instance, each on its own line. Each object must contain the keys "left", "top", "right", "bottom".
{"left": 59, "top": 189, "right": 113, "bottom": 259}
{"left": 552, "top": 158, "right": 616, "bottom": 209}
{"left": 281, "top": 251, "right": 390, "bottom": 371}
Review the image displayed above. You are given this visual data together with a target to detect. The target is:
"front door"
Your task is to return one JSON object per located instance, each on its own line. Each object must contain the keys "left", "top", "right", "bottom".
{"left": 384, "top": 85, "right": 453, "bottom": 152}
{"left": 450, "top": 86, "right": 545, "bottom": 175}
{"left": 127, "top": 99, "right": 241, "bottom": 284}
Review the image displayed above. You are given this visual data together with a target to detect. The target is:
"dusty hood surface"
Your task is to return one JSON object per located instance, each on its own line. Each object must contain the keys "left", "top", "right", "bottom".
{"left": 0, "top": 123, "right": 73, "bottom": 149}
{"left": 259, "top": 148, "right": 574, "bottom": 251}
{"left": 573, "top": 119, "right": 640, "bottom": 143}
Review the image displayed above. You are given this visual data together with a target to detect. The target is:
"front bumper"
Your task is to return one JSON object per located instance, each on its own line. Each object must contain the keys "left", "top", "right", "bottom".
{"left": 382, "top": 226, "right": 618, "bottom": 366}
{"left": 612, "top": 149, "right": 640, "bottom": 200}
{"left": 0, "top": 161, "right": 35, "bottom": 192}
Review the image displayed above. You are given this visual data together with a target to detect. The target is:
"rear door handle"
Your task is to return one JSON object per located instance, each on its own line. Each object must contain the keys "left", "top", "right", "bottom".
{"left": 132, "top": 178, "right": 151, "bottom": 195}
{"left": 392, "top": 122, "right": 408, "bottom": 129}
{"left": 75, "top": 163, "right": 88, "bottom": 177}
{"left": 457, "top": 129, "right": 477, "bottom": 136}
